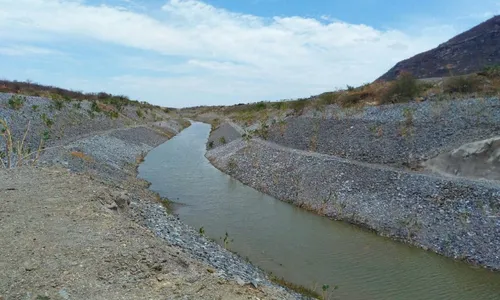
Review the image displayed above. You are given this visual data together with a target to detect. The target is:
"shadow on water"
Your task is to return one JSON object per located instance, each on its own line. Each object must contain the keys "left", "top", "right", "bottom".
{"left": 138, "top": 122, "right": 500, "bottom": 300}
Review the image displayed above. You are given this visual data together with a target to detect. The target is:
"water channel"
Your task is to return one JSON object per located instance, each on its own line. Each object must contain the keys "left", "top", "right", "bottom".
{"left": 138, "top": 122, "right": 500, "bottom": 300}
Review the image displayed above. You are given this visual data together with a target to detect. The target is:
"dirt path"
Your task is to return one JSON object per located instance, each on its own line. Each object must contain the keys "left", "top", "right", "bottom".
{"left": 0, "top": 167, "right": 295, "bottom": 300}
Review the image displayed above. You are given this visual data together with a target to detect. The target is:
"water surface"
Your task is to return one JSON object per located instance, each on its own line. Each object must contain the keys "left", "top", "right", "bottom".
{"left": 139, "top": 122, "right": 500, "bottom": 300}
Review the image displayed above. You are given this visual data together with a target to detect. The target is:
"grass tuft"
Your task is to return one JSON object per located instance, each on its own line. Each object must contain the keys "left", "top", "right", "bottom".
{"left": 269, "top": 276, "right": 322, "bottom": 299}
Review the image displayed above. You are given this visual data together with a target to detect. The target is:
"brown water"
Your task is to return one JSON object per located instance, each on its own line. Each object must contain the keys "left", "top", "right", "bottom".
{"left": 138, "top": 122, "right": 500, "bottom": 300}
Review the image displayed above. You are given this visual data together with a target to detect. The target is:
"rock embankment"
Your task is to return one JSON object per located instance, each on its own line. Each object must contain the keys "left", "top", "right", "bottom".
{"left": 207, "top": 133, "right": 500, "bottom": 271}
{"left": 1, "top": 92, "right": 302, "bottom": 299}
{"left": 267, "top": 98, "right": 500, "bottom": 171}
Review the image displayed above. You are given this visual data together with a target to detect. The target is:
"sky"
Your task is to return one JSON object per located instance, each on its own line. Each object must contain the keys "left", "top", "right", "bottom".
{"left": 0, "top": 0, "right": 499, "bottom": 107}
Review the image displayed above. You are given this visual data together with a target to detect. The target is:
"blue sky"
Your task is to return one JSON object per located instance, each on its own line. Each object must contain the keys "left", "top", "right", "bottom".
{"left": 0, "top": 0, "right": 499, "bottom": 107}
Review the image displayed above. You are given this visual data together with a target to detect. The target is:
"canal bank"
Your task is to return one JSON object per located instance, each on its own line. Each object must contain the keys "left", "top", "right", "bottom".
{"left": 139, "top": 122, "right": 500, "bottom": 300}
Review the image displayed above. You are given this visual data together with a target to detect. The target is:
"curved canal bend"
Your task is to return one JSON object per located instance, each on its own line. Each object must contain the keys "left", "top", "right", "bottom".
{"left": 138, "top": 122, "right": 500, "bottom": 300}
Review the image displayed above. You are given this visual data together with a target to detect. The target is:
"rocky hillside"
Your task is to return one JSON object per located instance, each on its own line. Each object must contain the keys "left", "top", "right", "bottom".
{"left": 378, "top": 15, "right": 500, "bottom": 80}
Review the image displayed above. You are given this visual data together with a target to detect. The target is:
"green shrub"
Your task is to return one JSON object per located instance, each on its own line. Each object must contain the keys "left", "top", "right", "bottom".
{"left": 254, "top": 101, "right": 267, "bottom": 110}
{"left": 91, "top": 101, "right": 101, "bottom": 113}
{"left": 106, "top": 111, "right": 119, "bottom": 119}
{"left": 31, "top": 105, "right": 39, "bottom": 112}
{"left": 208, "top": 141, "right": 214, "bottom": 149}
{"left": 339, "top": 92, "right": 364, "bottom": 107}
{"left": 8, "top": 95, "right": 25, "bottom": 110}
{"left": 41, "top": 113, "right": 54, "bottom": 128}
{"left": 482, "top": 65, "right": 500, "bottom": 78}
{"left": 443, "top": 75, "right": 481, "bottom": 94}
{"left": 289, "top": 98, "right": 308, "bottom": 114}
{"left": 380, "top": 72, "right": 420, "bottom": 104}
{"left": 219, "top": 136, "right": 226, "bottom": 144}
{"left": 53, "top": 99, "right": 65, "bottom": 110}
{"left": 317, "top": 92, "right": 339, "bottom": 105}
{"left": 136, "top": 109, "right": 144, "bottom": 118}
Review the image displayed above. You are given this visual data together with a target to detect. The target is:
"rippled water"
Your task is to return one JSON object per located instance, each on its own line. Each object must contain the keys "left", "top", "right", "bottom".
{"left": 138, "top": 122, "right": 500, "bottom": 300}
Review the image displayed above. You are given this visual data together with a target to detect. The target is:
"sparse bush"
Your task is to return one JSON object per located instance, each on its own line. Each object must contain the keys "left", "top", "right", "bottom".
{"left": 443, "top": 75, "right": 481, "bottom": 94}
{"left": 208, "top": 141, "right": 214, "bottom": 149}
{"left": 31, "top": 105, "right": 39, "bottom": 112}
{"left": 73, "top": 102, "right": 81, "bottom": 109}
{"left": 0, "top": 119, "right": 45, "bottom": 168}
{"left": 289, "top": 98, "right": 308, "bottom": 115}
{"left": 220, "top": 232, "right": 233, "bottom": 249}
{"left": 339, "top": 92, "right": 364, "bottom": 107}
{"left": 53, "top": 98, "right": 65, "bottom": 110}
{"left": 41, "top": 113, "right": 54, "bottom": 128}
{"left": 91, "top": 101, "right": 101, "bottom": 113}
{"left": 105, "top": 111, "right": 119, "bottom": 119}
{"left": 270, "top": 101, "right": 287, "bottom": 110}
{"left": 317, "top": 92, "right": 339, "bottom": 105}
{"left": 8, "top": 95, "right": 25, "bottom": 110}
{"left": 380, "top": 72, "right": 420, "bottom": 104}
{"left": 210, "top": 118, "right": 220, "bottom": 131}
{"left": 481, "top": 65, "right": 500, "bottom": 78}
{"left": 136, "top": 109, "right": 144, "bottom": 118}
{"left": 403, "top": 108, "right": 414, "bottom": 127}
{"left": 227, "top": 158, "right": 237, "bottom": 170}
{"left": 219, "top": 136, "right": 226, "bottom": 144}
{"left": 346, "top": 85, "right": 355, "bottom": 91}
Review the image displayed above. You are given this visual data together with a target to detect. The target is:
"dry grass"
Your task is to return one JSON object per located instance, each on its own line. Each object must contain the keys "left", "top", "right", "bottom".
{"left": 181, "top": 67, "right": 500, "bottom": 128}
{"left": 0, "top": 119, "right": 45, "bottom": 169}
{"left": 70, "top": 151, "right": 93, "bottom": 162}
{"left": 269, "top": 276, "right": 322, "bottom": 299}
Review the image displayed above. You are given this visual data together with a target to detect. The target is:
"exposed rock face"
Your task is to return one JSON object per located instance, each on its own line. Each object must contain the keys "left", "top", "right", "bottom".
{"left": 378, "top": 16, "right": 500, "bottom": 81}
{"left": 425, "top": 136, "right": 500, "bottom": 181}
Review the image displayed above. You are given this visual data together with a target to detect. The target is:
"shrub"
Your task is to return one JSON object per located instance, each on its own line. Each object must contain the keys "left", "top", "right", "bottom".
{"left": 8, "top": 95, "right": 25, "bottom": 110}
{"left": 53, "top": 98, "right": 65, "bottom": 110}
{"left": 481, "top": 65, "right": 500, "bottom": 78}
{"left": 41, "top": 113, "right": 54, "bottom": 128}
{"left": 254, "top": 101, "right": 267, "bottom": 110}
{"left": 380, "top": 72, "right": 420, "bottom": 104}
{"left": 136, "top": 109, "right": 144, "bottom": 118}
{"left": 289, "top": 98, "right": 308, "bottom": 115}
{"left": 91, "top": 101, "right": 102, "bottom": 113}
{"left": 219, "top": 136, "right": 226, "bottom": 144}
{"left": 339, "top": 92, "right": 364, "bottom": 107}
{"left": 208, "top": 141, "right": 214, "bottom": 149}
{"left": 317, "top": 92, "right": 339, "bottom": 105}
{"left": 106, "top": 111, "right": 119, "bottom": 119}
{"left": 443, "top": 75, "right": 481, "bottom": 94}
{"left": 31, "top": 105, "right": 39, "bottom": 112}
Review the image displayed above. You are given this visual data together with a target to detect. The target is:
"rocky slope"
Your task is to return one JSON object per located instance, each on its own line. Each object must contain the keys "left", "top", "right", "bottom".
{"left": 378, "top": 15, "right": 500, "bottom": 80}
{"left": 203, "top": 95, "right": 500, "bottom": 271}
{"left": 0, "top": 92, "right": 302, "bottom": 299}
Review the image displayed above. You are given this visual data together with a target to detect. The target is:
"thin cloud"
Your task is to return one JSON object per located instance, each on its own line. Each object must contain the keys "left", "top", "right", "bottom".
{"left": 0, "top": 44, "right": 61, "bottom": 56}
{"left": 0, "top": 0, "right": 460, "bottom": 106}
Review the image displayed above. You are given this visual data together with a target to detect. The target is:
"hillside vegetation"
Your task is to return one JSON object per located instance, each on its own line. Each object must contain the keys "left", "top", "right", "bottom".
{"left": 182, "top": 66, "right": 500, "bottom": 128}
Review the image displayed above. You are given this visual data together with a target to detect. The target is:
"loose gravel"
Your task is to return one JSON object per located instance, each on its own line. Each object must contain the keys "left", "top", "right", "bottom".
{"left": 267, "top": 98, "right": 500, "bottom": 169}
{"left": 207, "top": 134, "right": 500, "bottom": 271}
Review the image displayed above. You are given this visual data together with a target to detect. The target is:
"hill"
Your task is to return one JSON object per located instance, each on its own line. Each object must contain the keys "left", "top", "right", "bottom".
{"left": 378, "top": 15, "right": 500, "bottom": 81}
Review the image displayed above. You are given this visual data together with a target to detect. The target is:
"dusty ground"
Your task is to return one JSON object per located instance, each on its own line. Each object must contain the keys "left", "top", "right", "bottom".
{"left": 0, "top": 167, "right": 295, "bottom": 300}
